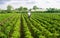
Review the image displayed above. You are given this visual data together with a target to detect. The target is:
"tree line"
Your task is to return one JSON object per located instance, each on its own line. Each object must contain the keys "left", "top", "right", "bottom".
{"left": 0, "top": 5, "right": 60, "bottom": 13}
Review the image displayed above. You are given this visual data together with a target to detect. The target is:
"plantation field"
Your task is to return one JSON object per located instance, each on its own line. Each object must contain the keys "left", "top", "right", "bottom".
{"left": 0, "top": 13, "right": 60, "bottom": 38}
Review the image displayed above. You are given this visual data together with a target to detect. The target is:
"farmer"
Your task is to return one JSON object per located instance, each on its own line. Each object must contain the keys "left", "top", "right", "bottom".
{"left": 28, "top": 9, "right": 31, "bottom": 19}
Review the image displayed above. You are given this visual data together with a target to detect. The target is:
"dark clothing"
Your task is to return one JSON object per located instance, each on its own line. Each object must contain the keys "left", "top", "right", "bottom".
{"left": 28, "top": 15, "right": 31, "bottom": 19}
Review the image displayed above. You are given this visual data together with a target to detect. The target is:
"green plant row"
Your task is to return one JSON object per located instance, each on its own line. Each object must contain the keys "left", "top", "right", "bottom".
{"left": 11, "top": 16, "right": 20, "bottom": 38}
{"left": 31, "top": 13, "right": 60, "bottom": 38}
{"left": 0, "top": 14, "right": 19, "bottom": 38}
{"left": 0, "top": 13, "right": 14, "bottom": 22}
{"left": 24, "top": 14, "right": 46, "bottom": 38}
{"left": 22, "top": 15, "right": 33, "bottom": 38}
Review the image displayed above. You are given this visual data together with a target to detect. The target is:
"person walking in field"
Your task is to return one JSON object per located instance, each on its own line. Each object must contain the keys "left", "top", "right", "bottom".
{"left": 28, "top": 9, "right": 31, "bottom": 19}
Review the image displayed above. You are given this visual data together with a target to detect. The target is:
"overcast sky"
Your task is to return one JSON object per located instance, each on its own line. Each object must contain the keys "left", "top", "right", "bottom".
{"left": 0, "top": 0, "right": 60, "bottom": 9}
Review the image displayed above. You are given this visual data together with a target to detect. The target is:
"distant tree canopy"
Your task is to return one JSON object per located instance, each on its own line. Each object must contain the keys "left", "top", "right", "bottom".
{"left": 17, "top": 7, "right": 28, "bottom": 11}
{"left": 0, "top": 5, "right": 60, "bottom": 13}
{"left": 46, "top": 8, "right": 55, "bottom": 11}
{"left": 7, "top": 5, "right": 12, "bottom": 13}
{"left": 7, "top": 5, "right": 12, "bottom": 10}
{"left": 33, "top": 6, "right": 39, "bottom": 10}
{"left": 46, "top": 8, "right": 60, "bottom": 13}
{"left": 23, "top": 7, "right": 28, "bottom": 11}
{"left": 15, "top": 7, "right": 28, "bottom": 13}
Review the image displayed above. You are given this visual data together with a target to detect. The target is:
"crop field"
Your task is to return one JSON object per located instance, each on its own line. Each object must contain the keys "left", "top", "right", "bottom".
{"left": 0, "top": 13, "right": 60, "bottom": 38}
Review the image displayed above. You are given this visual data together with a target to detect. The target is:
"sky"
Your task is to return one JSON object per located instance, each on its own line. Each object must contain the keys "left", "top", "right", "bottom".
{"left": 0, "top": 0, "right": 60, "bottom": 9}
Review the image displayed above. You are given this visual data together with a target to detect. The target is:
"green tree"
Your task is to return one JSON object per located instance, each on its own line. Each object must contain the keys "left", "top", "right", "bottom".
{"left": 23, "top": 7, "right": 28, "bottom": 11}
{"left": 33, "top": 6, "right": 39, "bottom": 10}
{"left": 18, "top": 7, "right": 28, "bottom": 11}
{"left": 46, "top": 8, "right": 56, "bottom": 12}
{"left": 16, "top": 7, "right": 28, "bottom": 13}
{"left": 7, "top": 5, "right": 12, "bottom": 13}
{"left": 0, "top": 9, "right": 1, "bottom": 13}
{"left": 18, "top": 7, "right": 23, "bottom": 11}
